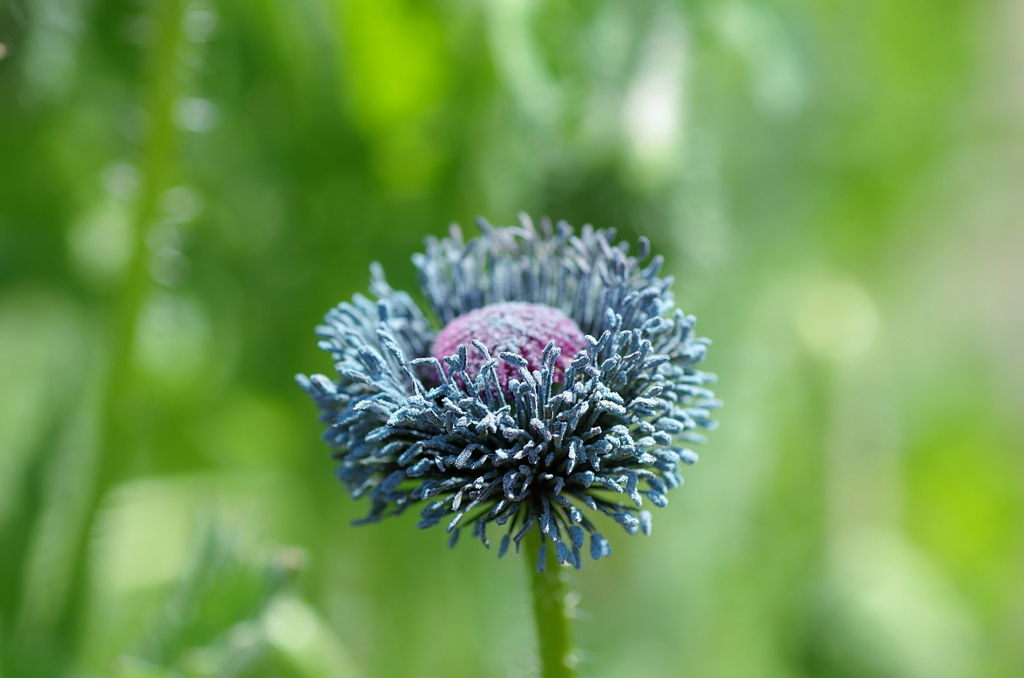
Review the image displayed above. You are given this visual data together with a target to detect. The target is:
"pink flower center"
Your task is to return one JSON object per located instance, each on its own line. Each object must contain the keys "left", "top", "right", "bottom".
{"left": 432, "top": 302, "right": 587, "bottom": 392}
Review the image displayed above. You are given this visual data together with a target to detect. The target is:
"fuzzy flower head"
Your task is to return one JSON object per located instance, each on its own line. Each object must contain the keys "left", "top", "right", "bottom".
{"left": 297, "top": 216, "right": 719, "bottom": 570}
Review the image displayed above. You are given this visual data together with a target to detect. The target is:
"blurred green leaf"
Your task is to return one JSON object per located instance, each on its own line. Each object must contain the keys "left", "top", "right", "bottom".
{"left": 2, "top": 0, "right": 1023, "bottom": 676}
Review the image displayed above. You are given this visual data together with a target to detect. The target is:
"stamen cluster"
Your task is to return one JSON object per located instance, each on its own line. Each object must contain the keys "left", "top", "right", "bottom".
{"left": 297, "top": 216, "right": 719, "bottom": 570}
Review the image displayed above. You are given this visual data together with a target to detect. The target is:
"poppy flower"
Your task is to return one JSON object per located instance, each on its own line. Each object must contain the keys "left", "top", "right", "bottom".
{"left": 297, "top": 216, "right": 719, "bottom": 570}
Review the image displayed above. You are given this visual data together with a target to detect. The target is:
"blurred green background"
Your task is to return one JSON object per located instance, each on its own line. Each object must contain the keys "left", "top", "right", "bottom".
{"left": 2, "top": 0, "right": 1023, "bottom": 676}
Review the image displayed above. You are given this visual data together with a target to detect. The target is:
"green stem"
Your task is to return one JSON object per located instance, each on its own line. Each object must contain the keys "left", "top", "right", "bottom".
{"left": 525, "top": 529, "right": 577, "bottom": 678}
{"left": 56, "top": 0, "right": 186, "bottom": 658}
